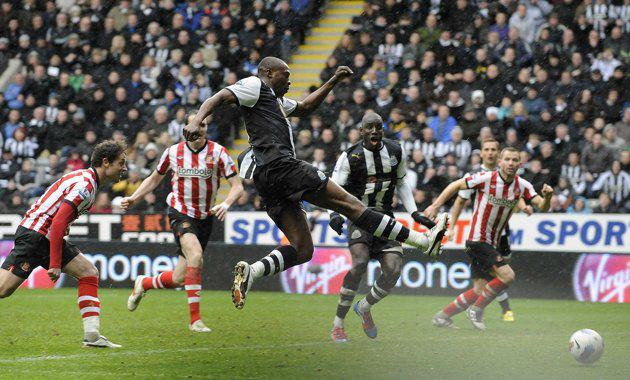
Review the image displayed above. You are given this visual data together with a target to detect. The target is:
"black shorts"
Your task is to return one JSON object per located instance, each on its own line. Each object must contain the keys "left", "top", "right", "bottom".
{"left": 253, "top": 157, "right": 329, "bottom": 224}
{"left": 465, "top": 240, "right": 508, "bottom": 281}
{"left": 347, "top": 221, "right": 403, "bottom": 259}
{"left": 497, "top": 234, "right": 512, "bottom": 257}
{"left": 497, "top": 223, "right": 512, "bottom": 257}
{"left": 168, "top": 208, "right": 213, "bottom": 257}
{"left": 0, "top": 226, "right": 81, "bottom": 279}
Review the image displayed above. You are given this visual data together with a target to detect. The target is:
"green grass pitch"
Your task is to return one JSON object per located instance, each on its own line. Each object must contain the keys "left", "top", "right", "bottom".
{"left": 0, "top": 289, "right": 628, "bottom": 379}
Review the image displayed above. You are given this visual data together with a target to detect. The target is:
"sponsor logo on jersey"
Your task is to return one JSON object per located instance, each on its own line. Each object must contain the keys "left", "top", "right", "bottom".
{"left": 317, "top": 170, "right": 327, "bottom": 181}
{"left": 177, "top": 167, "right": 213, "bottom": 178}
{"left": 78, "top": 188, "right": 90, "bottom": 200}
{"left": 390, "top": 156, "right": 398, "bottom": 166}
{"left": 488, "top": 195, "right": 518, "bottom": 208}
{"left": 573, "top": 254, "right": 630, "bottom": 303}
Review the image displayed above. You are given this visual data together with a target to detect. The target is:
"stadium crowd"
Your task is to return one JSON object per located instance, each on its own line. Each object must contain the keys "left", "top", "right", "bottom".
{"left": 0, "top": 0, "right": 628, "bottom": 215}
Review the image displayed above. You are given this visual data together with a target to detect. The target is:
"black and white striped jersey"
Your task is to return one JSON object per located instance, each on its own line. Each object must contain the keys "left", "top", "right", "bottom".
{"left": 226, "top": 76, "right": 298, "bottom": 167}
{"left": 591, "top": 170, "right": 630, "bottom": 205}
{"left": 561, "top": 163, "right": 587, "bottom": 195}
{"left": 332, "top": 138, "right": 406, "bottom": 213}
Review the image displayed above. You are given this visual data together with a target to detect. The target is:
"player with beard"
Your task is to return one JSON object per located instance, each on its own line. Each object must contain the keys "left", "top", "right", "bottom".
{"left": 426, "top": 147, "right": 552, "bottom": 330}
{"left": 183, "top": 57, "right": 449, "bottom": 310}
{"left": 328, "top": 113, "right": 437, "bottom": 342}
{"left": 122, "top": 115, "right": 243, "bottom": 333}
{"left": 445, "top": 139, "right": 533, "bottom": 322}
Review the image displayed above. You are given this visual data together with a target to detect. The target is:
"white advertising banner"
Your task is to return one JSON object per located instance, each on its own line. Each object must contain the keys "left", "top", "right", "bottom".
{"left": 224, "top": 212, "right": 630, "bottom": 254}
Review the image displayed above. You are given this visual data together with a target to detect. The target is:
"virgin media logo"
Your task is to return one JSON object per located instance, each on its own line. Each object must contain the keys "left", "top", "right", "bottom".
{"left": 573, "top": 254, "right": 630, "bottom": 303}
{"left": 280, "top": 248, "right": 351, "bottom": 294}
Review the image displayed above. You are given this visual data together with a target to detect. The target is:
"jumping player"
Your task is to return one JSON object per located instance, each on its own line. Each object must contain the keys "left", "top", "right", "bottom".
{"left": 122, "top": 116, "right": 243, "bottom": 332}
{"left": 328, "top": 113, "right": 437, "bottom": 342}
{"left": 183, "top": 56, "right": 448, "bottom": 310}
{"left": 0, "top": 140, "right": 127, "bottom": 347}
{"left": 426, "top": 147, "right": 552, "bottom": 330}
{"left": 446, "top": 139, "right": 532, "bottom": 322}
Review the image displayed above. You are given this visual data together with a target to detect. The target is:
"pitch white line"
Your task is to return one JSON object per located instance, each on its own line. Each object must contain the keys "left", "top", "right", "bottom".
{"left": 0, "top": 341, "right": 334, "bottom": 364}
{"left": 4, "top": 330, "right": 630, "bottom": 365}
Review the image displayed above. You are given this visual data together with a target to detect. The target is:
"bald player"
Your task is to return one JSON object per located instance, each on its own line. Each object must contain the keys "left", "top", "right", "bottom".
{"left": 328, "top": 112, "right": 437, "bottom": 342}
{"left": 183, "top": 57, "right": 449, "bottom": 311}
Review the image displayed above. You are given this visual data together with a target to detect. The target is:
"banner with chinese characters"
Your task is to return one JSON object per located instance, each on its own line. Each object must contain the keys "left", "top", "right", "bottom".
{"left": 0, "top": 214, "right": 177, "bottom": 242}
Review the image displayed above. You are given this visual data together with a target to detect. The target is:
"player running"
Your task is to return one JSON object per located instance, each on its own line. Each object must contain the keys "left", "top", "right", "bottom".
{"left": 122, "top": 116, "right": 243, "bottom": 332}
{"left": 328, "top": 113, "right": 437, "bottom": 342}
{"left": 0, "top": 140, "right": 127, "bottom": 347}
{"left": 183, "top": 56, "right": 448, "bottom": 310}
{"left": 425, "top": 147, "right": 552, "bottom": 330}
{"left": 446, "top": 139, "right": 532, "bottom": 322}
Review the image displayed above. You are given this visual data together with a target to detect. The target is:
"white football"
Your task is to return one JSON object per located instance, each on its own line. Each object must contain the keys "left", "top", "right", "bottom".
{"left": 569, "top": 329, "right": 604, "bottom": 364}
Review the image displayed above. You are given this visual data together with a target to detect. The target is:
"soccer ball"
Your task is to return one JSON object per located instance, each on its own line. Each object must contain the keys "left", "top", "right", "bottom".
{"left": 569, "top": 329, "right": 604, "bottom": 364}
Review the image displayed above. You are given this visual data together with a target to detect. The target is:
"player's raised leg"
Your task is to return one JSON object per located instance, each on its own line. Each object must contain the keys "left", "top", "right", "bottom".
{"left": 354, "top": 251, "right": 402, "bottom": 339}
{"left": 232, "top": 203, "right": 312, "bottom": 309}
{"left": 304, "top": 180, "right": 448, "bottom": 256}
{"left": 467, "top": 265, "right": 515, "bottom": 330}
{"left": 128, "top": 255, "right": 183, "bottom": 311}
{"left": 331, "top": 245, "right": 369, "bottom": 342}
{"left": 432, "top": 279, "right": 485, "bottom": 328}
{"left": 63, "top": 253, "right": 121, "bottom": 348}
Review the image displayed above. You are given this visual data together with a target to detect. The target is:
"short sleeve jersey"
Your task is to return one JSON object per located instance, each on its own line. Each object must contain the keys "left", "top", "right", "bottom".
{"left": 226, "top": 76, "right": 298, "bottom": 166}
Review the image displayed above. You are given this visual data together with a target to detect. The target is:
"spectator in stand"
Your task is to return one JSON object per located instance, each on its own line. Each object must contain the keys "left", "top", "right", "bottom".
{"left": 295, "top": 130, "right": 315, "bottom": 162}
{"left": 591, "top": 48, "right": 621, "bottom": 81}
{"left": 91, "top": 192, "right": 113, "bottom": 213}
{"left": 428, "top": 105, "right": 457, "bottom": 143}
{"left": 591, "top": 161, "right": 630, "bottom": 210}
{"left": 582, "top": 133, "right": 615, "bottom": 183}
{"left": 0, "top": 0, "right": 625, "bottom": 214}
{"left": 436, "top": 127, "right": 471, "bottom": 171}
{"left": 593, "top": 192, "right": 620, "bottom": 213}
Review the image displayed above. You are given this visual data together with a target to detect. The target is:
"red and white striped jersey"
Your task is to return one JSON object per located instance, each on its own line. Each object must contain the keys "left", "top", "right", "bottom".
{"left": 157, "top": 140, "right": 236, "bottom": 219}
{"left": 20, "top": 167, "right": 99, "bottom": 236}
{"left": 465, "top": 171, "right": 538, "bottom": 246}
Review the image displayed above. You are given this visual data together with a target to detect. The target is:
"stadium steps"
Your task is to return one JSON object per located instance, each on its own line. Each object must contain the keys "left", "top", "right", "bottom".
{"left": 285, "top": 0, "right": 363, "bottom": 100}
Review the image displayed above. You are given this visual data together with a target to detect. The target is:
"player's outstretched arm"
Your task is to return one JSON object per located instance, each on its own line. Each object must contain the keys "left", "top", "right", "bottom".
{"left": 396, "top": 177, "right": 436, "bottom": 228}
{"left": 424, "top": 178, "right": 468, "bottom": 219}
{"left": 446, "top": 196, "right": 466, "bottom": 240}
{"left": 515, "top": 197, "right": 534, "bottom": 215}
{"left": 326, "top": 152, "right": 351, "bottom": 235}
{"left": 530, "top": 184, "right": 553, "bottom": 212}
{"left": 291, "top": 66, "right": 354, "bottom": 117}
{"left": 183, "top": 89, "right": 237, "bottom": 141}
{"left": 121, "top": 170, "right": 165, "bottom": 211}
{"left": 211, "top": 176, "right": 243, "bottom": 221}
